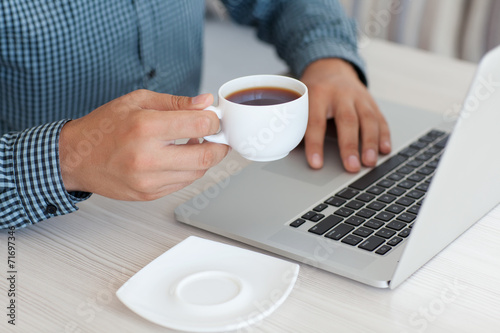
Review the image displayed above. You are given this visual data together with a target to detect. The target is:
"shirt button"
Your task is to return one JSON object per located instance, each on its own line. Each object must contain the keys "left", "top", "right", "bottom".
{"left": 45, "top": 204, "right": 58, "bottom": 215}
{"left": 147, "top": 69, "right": 156, "bottom": 79}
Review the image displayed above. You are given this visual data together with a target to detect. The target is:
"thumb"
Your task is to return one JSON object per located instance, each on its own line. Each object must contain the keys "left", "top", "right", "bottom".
{"left": 146, "top": 92, "right": 214, "bottom": 111}
{"left": 132, "top": 90, "right": 214, "bottom": 111}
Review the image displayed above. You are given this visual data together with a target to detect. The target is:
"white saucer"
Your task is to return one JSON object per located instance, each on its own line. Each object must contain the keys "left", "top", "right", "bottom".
{"left": 116, "top": 236, "right": 299, "bottom": 332}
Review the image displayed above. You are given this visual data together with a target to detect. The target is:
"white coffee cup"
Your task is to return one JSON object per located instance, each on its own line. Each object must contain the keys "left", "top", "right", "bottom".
{"left": 204, "top": 75, "right": 308, "bottom": 161}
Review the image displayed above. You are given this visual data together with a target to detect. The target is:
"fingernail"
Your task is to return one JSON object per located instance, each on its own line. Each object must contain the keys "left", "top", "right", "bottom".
{"left": 365, "top": 149, "right": 377, "bottom": 164}
{"left": 347, "top": 155, "right": 361, "bottom": 170}
{"left": 192, "top": 93, "right": 210, "bottom": 105}
{"left": 311, "top": 153, "right": 322, "bottom": 168}
{"left": 382, "top": 140, "right": 391, "bottom": 152}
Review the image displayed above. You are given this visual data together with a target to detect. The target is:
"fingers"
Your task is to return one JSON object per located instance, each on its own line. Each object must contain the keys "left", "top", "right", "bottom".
{"left": 334, "top": 103, "right": 362, "bottom": 173}
{"left": 304, "top": 90, "right": 328, "bottom": 169}
{"left": 129, "top": 109, "right": 221, "bottom": 140}
{"left": 150, "top": 141, "right": 230, "bottom": 172}
{"left": 128, "top": 89, "right": 214, "bottom": 111}
{"left": 118, "top": 142, "right": 230, "bottom": 201}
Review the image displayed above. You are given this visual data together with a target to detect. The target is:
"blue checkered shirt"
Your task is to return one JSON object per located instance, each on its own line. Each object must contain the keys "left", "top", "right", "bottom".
{"left": 0, "top": 0, "right": 364, "bottom": 229}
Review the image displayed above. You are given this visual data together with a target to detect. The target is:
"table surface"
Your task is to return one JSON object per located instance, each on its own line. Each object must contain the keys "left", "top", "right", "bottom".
{"left": 2, "top": 19, "right": 500, "bottom": 333}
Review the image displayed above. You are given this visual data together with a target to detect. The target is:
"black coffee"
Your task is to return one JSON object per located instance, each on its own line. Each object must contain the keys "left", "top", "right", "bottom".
{"left": 226, "top": 87, "right": 301, "bottom": 106}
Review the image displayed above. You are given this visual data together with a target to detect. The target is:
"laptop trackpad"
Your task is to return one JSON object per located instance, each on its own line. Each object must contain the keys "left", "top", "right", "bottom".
{"left": 262, "top": 136, "right": 344, "bottom": 187}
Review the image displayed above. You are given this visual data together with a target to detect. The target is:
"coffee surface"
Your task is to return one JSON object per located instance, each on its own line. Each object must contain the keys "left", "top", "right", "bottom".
{"left": 226, "top": 87, "right": 301, "bottom": 106}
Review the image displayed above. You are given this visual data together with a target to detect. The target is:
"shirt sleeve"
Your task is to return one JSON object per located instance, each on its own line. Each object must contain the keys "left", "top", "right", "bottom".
{"left": 0, "top": 120, "right": 91, "bottom": 229}
{"left": 220, "top": 0, "right": 367, "bottom": 85}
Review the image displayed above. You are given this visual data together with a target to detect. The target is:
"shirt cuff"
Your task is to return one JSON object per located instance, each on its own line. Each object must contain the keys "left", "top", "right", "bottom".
{"left": 13, "top": 120, "right": 92, "bottom": 226}
{"left": 289, "top": 38, "right": 368, "bottom": 86}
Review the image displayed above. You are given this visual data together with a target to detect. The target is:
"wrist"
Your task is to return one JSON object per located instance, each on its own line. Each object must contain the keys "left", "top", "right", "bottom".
{"left": 302, "top": 58, "right": 363, "bottom": 84}
{"left": 59, "top": 120, "right": 85, "bottom": 192}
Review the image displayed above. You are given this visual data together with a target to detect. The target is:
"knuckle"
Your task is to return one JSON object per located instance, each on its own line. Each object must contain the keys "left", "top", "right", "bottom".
{"left": 336, "top": 109, "right": 359, "bottom": 126}
{"left": 171, "top": 95, "right": 186, "bottom": 110}
{"left": 199, "top": 148, "right": 217, "bottom": 169}
{"left": 129, "top": 89, "right": 149, "bottom": 101}
{"left": 128, "top": 114, "right": 152, "bottom": 137}
{"left": 194, "top": 114, "right": 214, "bottom": 135}
{"left": 194, "top": 169, "right": 208, "bottom": 179}
{"left": 131, "top": 178, "right": 153, "bottom": 195}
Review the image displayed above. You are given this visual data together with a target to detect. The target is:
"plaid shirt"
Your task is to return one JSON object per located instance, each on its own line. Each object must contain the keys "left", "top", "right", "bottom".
{"left": 0, "top": 0, "right": 364, "bottom": 229}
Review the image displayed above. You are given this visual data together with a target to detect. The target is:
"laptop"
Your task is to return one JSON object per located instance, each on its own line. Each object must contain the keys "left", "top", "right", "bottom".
{"left": 175, "top": 45, "right": 500, "bottom": 288}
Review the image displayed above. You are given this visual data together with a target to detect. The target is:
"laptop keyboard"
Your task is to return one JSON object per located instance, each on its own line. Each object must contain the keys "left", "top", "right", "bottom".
{"left": 289, "top": 129, "right": 449, "bottom": 255}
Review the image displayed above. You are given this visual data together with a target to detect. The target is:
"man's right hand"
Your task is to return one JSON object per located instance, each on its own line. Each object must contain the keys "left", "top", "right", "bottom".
{"left": 59, "top": 90, "right": 229, "bottom": 201}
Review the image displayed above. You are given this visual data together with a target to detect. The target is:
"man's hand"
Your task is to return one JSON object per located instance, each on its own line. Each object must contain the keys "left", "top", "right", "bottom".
{"left": 300, "top": 58, "right": 391, "bottom": 172}
{"left": 59, "top": 90, "right": 229, "bottom": 200}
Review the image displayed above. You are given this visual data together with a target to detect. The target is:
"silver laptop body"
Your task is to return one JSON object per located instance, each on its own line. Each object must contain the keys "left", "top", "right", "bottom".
{"left": 175, "top": 46, "right": 500, "bottom": 288}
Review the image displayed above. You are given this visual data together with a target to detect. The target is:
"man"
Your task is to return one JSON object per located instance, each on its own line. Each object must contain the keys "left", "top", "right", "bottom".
{"left": 0, "top": 0, "right": 390, "bottom": 229}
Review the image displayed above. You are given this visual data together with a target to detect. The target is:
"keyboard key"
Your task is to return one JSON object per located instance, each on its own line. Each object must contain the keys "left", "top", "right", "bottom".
{"left": 367, "top": 201, "right": 386, "bottom": 211}
{"left": 336, "top": 188, "right": 360, "bottom": 199}
{"left": 290, "top": 218, "right": 305, "bottom": 227}
{"left": 353, "top": 226, "right": 374, "bottom": 237}
{"left": 407, "top": 205, "right": 420, "bottom": 215}
{"left": 416, "top": 183, "right": 429, "bottom": 192}
{"left": 334, "top": 207, "right": 355, "bottom": 217}
{"left": 313, "top": 203, "right": 328, "bottom": 212}
{"left": 310, "top": 214, "right": 325, "bottom": 222}
{"left": 425, "top": 147, "right": 441, "bottom": 155}
{"left": 356, "top": 208, "right": 376, "bottom": 218}
{"left": 386, "top": 220, "right": 406, "bottom": 231}
{"left": 398, "top": 228, "right": 411, "bottom": 238}
{"left": 396, "top": 197, "right": 415, "bottom": 207}
{"left": 374, "top": 211, "right": 395, "bottom": 222}
{"left": 345, "top": 200, "right": 365, "bottom": 210}
{"left": 345, "top": 216, "right": 365, "bottom": 226}
{"left": 386, "top": 204, "right": 405, "bottom": 214}
{"left": 399, "top": 147, "right": 419, "bottom": 157}
{"left": 364, "top": 219, "right": 385, "bottom": 229}
{"left": 359, "top": 236, "right": 385, "bottom": 251}
{"left": 341, "top": 234, "right": 363, "bottom": 246}
{"left": 308, "top": 215, "right": 343, "bottom": 235}
{"left": 367, "top": 186, "right": 385, "bottom": 195}
{"left": 301, "top": 211, "right": 317, "bottom": 220}
{"left": 416, "top": 153, "right": 433, "bottom": 161}
{"left": 356, "top": 193, "right": 376, "bottom": 202}
{"left": 417, "top": 167, "right": 434, "bottom": 176}
{"left": 387, "top": 173, "right": 405, "bottom": 181}
{"left": 325, "top": 196, "right": 346, "bottom": 207}
{"left": 418, "top": 134, "right": 437, "bottom": 143}
{"left": 375, "top": 228, "right": 396, "bottom": 239}
{"left": 427, "top": 129, "right": 445, "bottom": 138}
{"left": 377, "top": 194, "right": 396, "bottom": 204}
{"left": 397, "top": 213, "right": 416, "bottom": 223}
{"left": 377, "top": 179, "right": 395, "bottom": 188}
{"left": 388, "top": 187, "right": 406, "bottom": 196}
{"left": 350, "top": 154, "right": 407, "bottom": 190}
{"left": 325, "top": 223, "right": 354, "bottom": 240}
{"left": 407, "top": 173, "right": 425, "bottom": 182}
{"left": 410, "top": 141, "right": 428, "bottom": 150}
{"left": 406, "top": 160, "right": 424, "bottom": 168}
{"left": 396, "top": 166, "right": 414, "bottom": 175}
{"left": 426, "top": 160, "right": 439, "bottom": 168}
{"left": 406, "top": 190, "right": 425, "bottom": 199}
{"left": 434, "top": 136, "right": 449, "bottom": 149}
{"left": 387, "top": 236, "right": 404, "bottom": 246}
{"left": 375, "top": 245, "right": 392, "bottom": 255}
{"left": 398, "top": 180, "right": 416, "bottom": 189}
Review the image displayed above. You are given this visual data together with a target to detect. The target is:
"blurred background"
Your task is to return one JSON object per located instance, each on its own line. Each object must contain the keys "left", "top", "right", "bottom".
{"left": 206, "top": 0, "right": 500, "bottom": 63}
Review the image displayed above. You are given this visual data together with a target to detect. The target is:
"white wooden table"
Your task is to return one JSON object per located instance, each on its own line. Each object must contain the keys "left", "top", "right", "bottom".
{"left": 2, "top": 19, "right": 499, "bottom": 333}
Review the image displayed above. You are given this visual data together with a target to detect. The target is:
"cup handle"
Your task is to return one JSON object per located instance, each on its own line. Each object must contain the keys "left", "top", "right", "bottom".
{"left": 203, "top": 106, "right": 229, "bottom": 145}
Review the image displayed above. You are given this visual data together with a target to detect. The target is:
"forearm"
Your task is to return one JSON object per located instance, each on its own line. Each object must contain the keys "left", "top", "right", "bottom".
{"left": 0, "top": 121, "right": 91, "bottom": 229}
{"left": 222, "top": 0, "right": 366, "bottom": 82}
